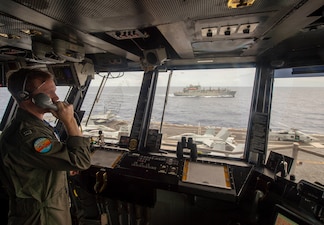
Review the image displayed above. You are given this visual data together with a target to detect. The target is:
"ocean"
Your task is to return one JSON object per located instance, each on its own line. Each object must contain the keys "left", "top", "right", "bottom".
{"left": 1, "top": 86, "right": 323, "bottom": 134}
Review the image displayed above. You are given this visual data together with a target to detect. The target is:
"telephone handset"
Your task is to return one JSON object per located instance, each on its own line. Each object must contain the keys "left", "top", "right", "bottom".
{"left": 32, "top": 93, "right": 58, "bottom": 111}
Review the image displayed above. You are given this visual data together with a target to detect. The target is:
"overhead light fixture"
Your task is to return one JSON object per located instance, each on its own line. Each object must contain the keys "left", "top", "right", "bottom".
{"left": 227, "top": 0, "right": 255, "bottom": 8}
{"left": 197, "top": 59, "right": 213, "bottom": 63}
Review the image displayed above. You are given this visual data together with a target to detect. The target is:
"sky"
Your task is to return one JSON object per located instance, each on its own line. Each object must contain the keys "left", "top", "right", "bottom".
{"left": 93, "top": 68, "right": 256, "bottom": 87}
{"left": 91, "top": 68, "right": 324, "bottom": 87}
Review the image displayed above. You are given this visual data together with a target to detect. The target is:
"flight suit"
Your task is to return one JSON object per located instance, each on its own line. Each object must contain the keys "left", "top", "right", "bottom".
{"left": 0, "top": 108, "right": 91, "bottom": 225}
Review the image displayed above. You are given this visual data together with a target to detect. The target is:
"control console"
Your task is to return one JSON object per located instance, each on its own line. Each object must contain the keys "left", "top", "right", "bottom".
{"left": 85, "top": 148, "right": 253, "bottom": 204}
{"left": 114, "top": 152, "right": 182, "bottom": 187}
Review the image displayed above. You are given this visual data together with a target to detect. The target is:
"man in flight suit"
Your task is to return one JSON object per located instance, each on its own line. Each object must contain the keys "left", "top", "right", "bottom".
{"left": 0, "top": 68, "right": 91, "bottom": 225}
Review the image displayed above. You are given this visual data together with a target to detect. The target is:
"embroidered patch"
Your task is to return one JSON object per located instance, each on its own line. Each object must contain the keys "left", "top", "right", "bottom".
{"left": 34, "top": 137, "right": 52, "bottom": 153}
{"left": 22, "top": 129, "right": 32, "bottom": 136}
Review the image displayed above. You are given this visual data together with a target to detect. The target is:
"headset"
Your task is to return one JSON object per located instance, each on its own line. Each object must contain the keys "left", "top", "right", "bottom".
{"left": 17, "top": 75, "right": 31, "bottom": 101}
{"left": 16, "top": 75, "right": 58, "bottom": 111}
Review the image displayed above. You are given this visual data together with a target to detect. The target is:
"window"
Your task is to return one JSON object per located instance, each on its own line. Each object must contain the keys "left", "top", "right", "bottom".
{"left": 81, "top": 72, "right": 141, "bottom": 143}
{"left": 269, "top": 72, "right": 324, "bottom": 184}
{"left": 155, "top": 68, "right": 255, "bottom": 159}
{"left": 80, "top": 68, "right": 255, "bottom": 159}
{"left": 0, "top": 88, "right": 10, "bottom": 123}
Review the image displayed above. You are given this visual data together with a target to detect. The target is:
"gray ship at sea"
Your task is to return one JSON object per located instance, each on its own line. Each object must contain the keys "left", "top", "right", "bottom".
{"left": 174, "top": 85, "right": 236, "bottom": 97}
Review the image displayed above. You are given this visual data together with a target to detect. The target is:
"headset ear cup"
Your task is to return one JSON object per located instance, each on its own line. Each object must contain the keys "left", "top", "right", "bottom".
{"left": 17, "top": 90, "right": 30, "bottom": 101}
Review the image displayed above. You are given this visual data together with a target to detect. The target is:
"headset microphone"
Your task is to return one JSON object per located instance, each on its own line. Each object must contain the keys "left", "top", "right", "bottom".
{"left": 32, "top": 93, "right": 58, "bottom": 111}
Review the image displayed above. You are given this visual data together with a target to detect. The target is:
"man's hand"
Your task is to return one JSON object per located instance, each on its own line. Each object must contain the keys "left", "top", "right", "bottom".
{"left": 51, "top": 102, "right": 82, "bottom": 136}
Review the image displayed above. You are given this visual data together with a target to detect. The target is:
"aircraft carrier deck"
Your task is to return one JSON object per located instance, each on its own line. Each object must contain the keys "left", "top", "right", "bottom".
{"left": 85, "top": 120, "right": 324, "bottom": 185}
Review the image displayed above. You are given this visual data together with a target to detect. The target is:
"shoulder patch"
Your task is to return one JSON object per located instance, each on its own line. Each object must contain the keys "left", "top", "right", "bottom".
{"left": 34, "top": 137, "right": 52, "bottom": 153}
{"left": 22, "top": 128, "right": 33, "bottom": 136}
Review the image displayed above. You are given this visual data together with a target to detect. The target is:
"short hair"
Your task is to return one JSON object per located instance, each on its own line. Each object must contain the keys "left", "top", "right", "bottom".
{"left": 7, "top": 68, "right": 54, "bottom": 102}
